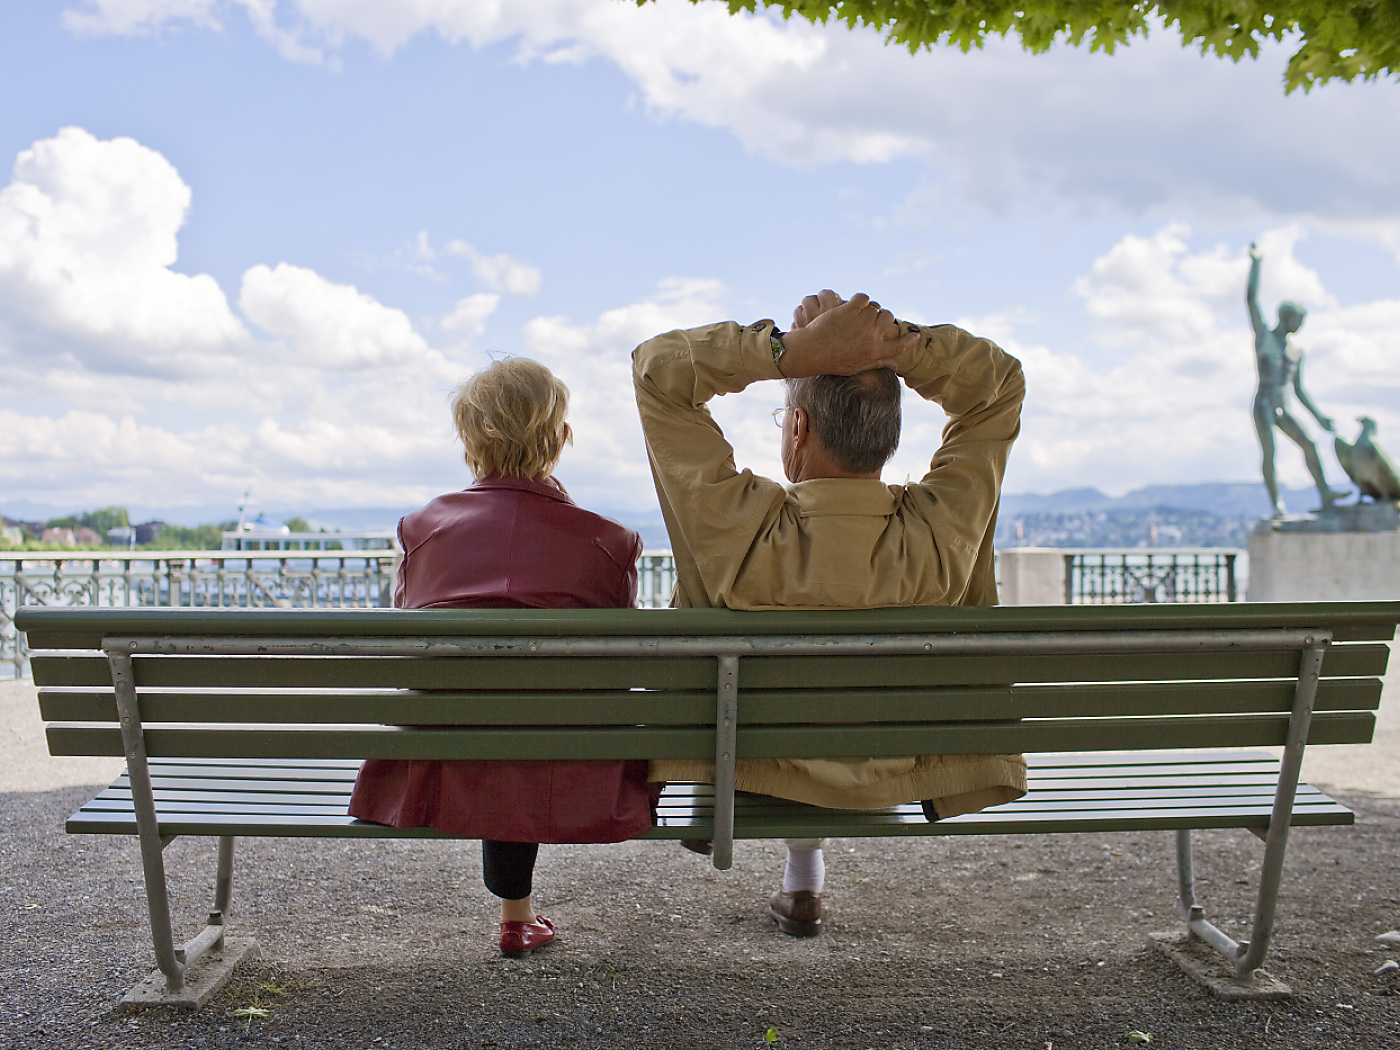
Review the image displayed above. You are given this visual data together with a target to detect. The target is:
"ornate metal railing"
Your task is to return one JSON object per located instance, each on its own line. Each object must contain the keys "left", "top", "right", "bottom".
{"left": 1065, "top": 549, "right": 1240, "bottom": 605}
{"left": 638, "top": 552, "right": 677, "bottom": 610}
{"left": 3, "top": 547, "right": 1241, "bottom": 677}
{"left": 1, "top": 551, "right": 399, "bottom": 678}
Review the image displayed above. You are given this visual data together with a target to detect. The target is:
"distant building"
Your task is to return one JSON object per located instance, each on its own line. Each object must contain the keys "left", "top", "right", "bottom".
{"left": 38, "top": 526, "right": 102, "bottom": 546}
{"left": 1, "top": 524, "right": 21, "bottom": 545}
{"left": 222, "top": 514, "right": 395, "bottom": 551}
{"left": 4, "top": 518, "right": 44, "bottom": 540}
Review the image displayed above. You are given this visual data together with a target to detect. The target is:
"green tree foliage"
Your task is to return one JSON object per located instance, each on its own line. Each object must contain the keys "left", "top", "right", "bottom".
{"left": 283, "top": 517, "right": 312, "bottom": 533}
{"left": 646, "top": 1, "right": 1399, "bottom": 92}
{"left": 46, "top": 506, "right": 131, "bottom": 534}
{"left": 143, "top": 522, "right": 235, "bottom": 550}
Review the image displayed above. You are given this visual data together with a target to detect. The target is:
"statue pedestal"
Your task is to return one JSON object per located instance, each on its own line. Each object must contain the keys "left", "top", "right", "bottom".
{"left": 1247, "top": 505, "right": 1400, "bottom": 601}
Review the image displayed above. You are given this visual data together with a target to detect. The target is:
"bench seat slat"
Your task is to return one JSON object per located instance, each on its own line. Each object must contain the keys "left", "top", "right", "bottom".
{"left": 73, "top": 795, "right": 1344, "bottom": 828}
{"left": 64, "top": 799, "right": 1355, "bottom": 840}
{"left": 137, "top": 761, "right": 361, "bottom": 778}
{"left": 63, "top": 751, "right": 1356, "bottom": 844}
{"left": 106, "top": 770, "right": 1316, "bottom": 800}
{"left": 86, "top": 780, "right": 1336, "bottom": 812}
{"left": 128, "top": 774, "right": 360, "bottom": 792}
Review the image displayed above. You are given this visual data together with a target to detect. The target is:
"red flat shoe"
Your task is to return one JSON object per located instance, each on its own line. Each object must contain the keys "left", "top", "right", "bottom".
{"left": 499, "top": 915, "right": 557, "bottom": 958}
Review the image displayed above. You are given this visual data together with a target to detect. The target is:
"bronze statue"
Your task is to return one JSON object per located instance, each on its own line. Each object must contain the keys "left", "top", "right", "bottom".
{"left": 1247, "top": 243, "right": 1347, "bottom": 517}
{"left": 1336, "top": 417, "right": 1400, "bottom": 503}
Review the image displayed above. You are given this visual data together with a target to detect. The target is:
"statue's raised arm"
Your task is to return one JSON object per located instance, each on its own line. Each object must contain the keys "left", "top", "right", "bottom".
{"left": 1246, "top": 243, "right": 1267, "bottom": 336}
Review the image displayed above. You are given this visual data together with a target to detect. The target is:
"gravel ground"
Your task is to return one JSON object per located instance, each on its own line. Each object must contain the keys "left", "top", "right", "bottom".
{"left": 5, "top": 676, "right": 1400, "bottom": 1049}
{"left": 4, "top": 783, "right": 1400, "bottom": 1049}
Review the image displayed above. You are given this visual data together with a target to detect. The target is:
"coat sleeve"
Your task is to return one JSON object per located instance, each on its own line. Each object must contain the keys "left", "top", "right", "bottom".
{"left": 632, "top": 321, "right": 789, "bottom": 607}
{"left": 894, "top": 323, "right": 1024, "bottom": 602}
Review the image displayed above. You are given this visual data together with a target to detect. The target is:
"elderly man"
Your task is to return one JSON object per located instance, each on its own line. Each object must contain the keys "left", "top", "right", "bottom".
{"left": 632, "top": 290, "right": 1027, "bottom": 936}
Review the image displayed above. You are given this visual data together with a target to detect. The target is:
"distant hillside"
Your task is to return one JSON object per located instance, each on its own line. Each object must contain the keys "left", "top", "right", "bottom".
{"left": 996, "top": 482, "right": 1325, "bottom": 548}
{"left": 999, "top": 482, "right": 1322, "bottom": 519}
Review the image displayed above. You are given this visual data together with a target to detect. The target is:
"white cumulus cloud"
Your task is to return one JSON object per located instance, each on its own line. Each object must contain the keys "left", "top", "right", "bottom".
{"left": 0, "top": 126, "right": 248, "bottom": 376}
{"left": 63, "top": 0, "right": 222, "bottom": 36}
{"left": 441, "top": 292, "right": 500, "bottom": 337}
{"left": 239, "top": 262, "right": 432, "bottom": 369}
{"left": 0, "top": 128, "right": 514, "bottom": 512}
{"left": 521, "top": 277, "right": 743, "bottom": 510}
{"left": 444, "top": 240, "right": 542, "bottom": 297}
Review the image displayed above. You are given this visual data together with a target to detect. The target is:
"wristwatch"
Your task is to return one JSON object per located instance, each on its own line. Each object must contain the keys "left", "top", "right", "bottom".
{"left": 770, "top": 329, "right": 787, "bottom": 377}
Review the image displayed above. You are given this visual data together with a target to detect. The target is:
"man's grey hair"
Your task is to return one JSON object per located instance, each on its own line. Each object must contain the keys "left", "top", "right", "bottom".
{"left": 785, "top": 369, "right": 901, "bottom": 475}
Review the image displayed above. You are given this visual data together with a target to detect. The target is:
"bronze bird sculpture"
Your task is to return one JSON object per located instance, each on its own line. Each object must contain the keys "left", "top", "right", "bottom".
{"left": 1335, "top": 417, "right": 1400, "bottom": 502}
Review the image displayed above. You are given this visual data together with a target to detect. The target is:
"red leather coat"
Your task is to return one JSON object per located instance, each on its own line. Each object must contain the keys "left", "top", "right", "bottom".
{"left": 348, "top": 474, "right": 658, "bottom": 843}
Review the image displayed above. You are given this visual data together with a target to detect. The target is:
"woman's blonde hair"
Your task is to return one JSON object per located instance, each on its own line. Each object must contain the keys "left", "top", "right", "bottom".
{"left": 451, "top": 357, "right": 571, "bottom": 480}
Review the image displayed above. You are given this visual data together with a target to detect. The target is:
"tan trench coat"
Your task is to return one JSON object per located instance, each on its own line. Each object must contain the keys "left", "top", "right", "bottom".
{"left": 632, "top": 317, "right": 1028, "bottom": 818}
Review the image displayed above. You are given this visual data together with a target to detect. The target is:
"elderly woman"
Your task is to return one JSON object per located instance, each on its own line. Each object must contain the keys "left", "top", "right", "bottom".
{"left": 349, "top": 358, "right": 654, "bottom": 958}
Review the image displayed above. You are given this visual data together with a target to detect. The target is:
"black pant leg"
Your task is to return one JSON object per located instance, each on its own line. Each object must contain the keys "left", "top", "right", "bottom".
{"left": 481, "top": 840, "right": 540, "bottom": 899}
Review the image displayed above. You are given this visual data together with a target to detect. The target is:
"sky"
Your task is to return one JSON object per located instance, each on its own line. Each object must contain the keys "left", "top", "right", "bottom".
{"left": 1, "top": 0, "right": 1398, "bottom": 528}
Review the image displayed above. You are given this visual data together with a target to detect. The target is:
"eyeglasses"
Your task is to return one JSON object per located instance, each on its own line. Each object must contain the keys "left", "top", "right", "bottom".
{"left": 771, "top": 407, "right": 789, "bottom": 428}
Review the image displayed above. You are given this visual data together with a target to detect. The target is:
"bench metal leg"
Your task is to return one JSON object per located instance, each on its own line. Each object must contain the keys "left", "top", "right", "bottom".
{"left": 109, "top": 648, "right": 251, "bottom": 999}
{"left": 1153, "top": 636, "right": 1329, "bottom": 998}
{"left": 109, "top": 648, "right": 187, "bottom": 990}
{"left": 712, "top": 655, "right": 739, "bottom": 871}
{"left": 214, "top": 835, "right": 235, "bottom": 921}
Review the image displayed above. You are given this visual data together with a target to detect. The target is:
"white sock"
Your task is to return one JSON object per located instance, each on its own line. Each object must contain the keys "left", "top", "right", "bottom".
{"left": 781, "top": 846, "right": 825, "bottom": 894}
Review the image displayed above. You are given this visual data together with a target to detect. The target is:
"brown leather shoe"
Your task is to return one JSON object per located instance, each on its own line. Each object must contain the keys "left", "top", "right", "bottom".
{"left": 768, "top": 890, "right": 822, "bottom": 937}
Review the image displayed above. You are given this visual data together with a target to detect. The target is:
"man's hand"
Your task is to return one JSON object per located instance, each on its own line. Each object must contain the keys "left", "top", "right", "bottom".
{"left": 778, "top": 291, "right": 918, "bottom": 378}
{"left": 792, "top": 289, "right": 846, "bottom": 330}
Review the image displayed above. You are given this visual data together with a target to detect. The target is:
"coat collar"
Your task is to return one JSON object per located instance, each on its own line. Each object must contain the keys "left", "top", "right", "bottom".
{"left": 787, "top": 477, "right": 899, "bottom": 516}
{"left": 468, "top": 473, "right": 576, "bottom": 506}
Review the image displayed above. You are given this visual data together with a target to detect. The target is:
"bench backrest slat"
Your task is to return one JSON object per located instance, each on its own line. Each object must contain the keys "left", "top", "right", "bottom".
{"left": 44, "top": 710, "right": 1376, "bottom": 762}
{"left": 17, "top": 601, "right": 1400, "bottom": 644}
{"left": 19, "top": 602, "right": 1400, "bottom": 765}
{"left": 28, "top": 642, "right": 1392, "bottom": 692}
{"left": 36, "top": 677, "right": 1383, "bottom": 726}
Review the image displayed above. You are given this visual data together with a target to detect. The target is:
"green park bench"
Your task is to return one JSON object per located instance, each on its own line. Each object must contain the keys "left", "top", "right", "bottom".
{"left": 17, "top": 600, "right": 1400, "bottom": 1005}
